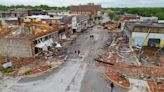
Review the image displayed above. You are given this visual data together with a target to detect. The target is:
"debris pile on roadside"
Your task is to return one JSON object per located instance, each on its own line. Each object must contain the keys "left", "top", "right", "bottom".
{"left": 105, "top": 69, "right": 131, "bottom": 89}
{"left": 95, "top": 28, "right": 164, "bottom": 91}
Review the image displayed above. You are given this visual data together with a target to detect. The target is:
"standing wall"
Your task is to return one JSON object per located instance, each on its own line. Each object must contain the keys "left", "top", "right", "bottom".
{"left": 0, "top": 38, "right": 33, "bottom": 58}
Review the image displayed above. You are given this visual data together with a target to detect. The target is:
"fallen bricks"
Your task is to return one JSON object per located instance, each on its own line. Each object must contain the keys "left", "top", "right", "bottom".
{"left": 31, "top": 65, "right": 50, "bottom": 74}
{"left": 95, "top": 52, "right": 117, "bottom": 65}
{"left": 106, "top": 64, "right": 164, "bottom": 86}
{"left": 104, "top": 64, "right": 164, "bottom": 92}
{"left": 104, "top": 70, "right": 131, "bottom": 89}
{"left": 148, "top": 80, "right": 164, "bottom": 92}
{"left": 18, "top": 55, "right": 68, "bottom": 77}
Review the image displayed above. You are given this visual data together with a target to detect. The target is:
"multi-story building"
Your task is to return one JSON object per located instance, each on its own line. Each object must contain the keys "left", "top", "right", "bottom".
{"left": 27, "top": 9, "right": 47, "bottom": 16}
{"left": 70, "top": 3, "right": 101, "bottom": 19}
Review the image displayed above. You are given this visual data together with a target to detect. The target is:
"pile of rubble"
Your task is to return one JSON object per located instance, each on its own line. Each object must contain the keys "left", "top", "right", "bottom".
{"left": 105, "top": 69, "right": 131, "bottom": 89}
{"left": 18, "top": 55, "right": 67, "bottom": 76}
{"left": 96, "top": 31, "right": 132, "bottom": 65}
{"left": 95, "top": 30, "right": 164, "bottom": 91}
{"left": 109, "top": 64, "right": 164, "bottom": 81}
{"left": 0, "top": 57, "right": 34, "bottom": 69}
{"left": 95, "top": 51, "right": 117, "bottom": 64}
{"left": 148, "top": 80, "right": 164, "bottom": 92}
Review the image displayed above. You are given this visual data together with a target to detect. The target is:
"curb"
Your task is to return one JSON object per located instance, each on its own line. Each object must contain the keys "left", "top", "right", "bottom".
{"left": 20, "top": 56, "right": 68, "bottom": 78}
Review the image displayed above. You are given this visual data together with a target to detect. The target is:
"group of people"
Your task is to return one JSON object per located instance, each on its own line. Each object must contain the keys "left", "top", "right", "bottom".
{"left": 75, "top": 49, "right": 81, "bottom": 57}
{"left": 90, "top": 35, "right": 94, "bottom": 40}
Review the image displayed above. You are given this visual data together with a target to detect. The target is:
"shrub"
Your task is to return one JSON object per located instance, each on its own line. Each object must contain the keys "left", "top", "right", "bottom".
{"left": 0, "top": 67, "right": 13, "bottom": 73}
{"left": 81, "top": 29, "right": 87, "bottom": 33}
{"left": 48, "top": 65, "right": 52, "bottom": 68}
{"left": 24, "top": 69, "right": 32, "bottom": 75}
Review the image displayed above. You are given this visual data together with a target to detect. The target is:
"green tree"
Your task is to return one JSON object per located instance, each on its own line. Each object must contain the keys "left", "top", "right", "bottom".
{"left": 110, "top": 8, "right": 164, "bottom": 20}
{"left": 108, "top": 11, "right": 120, "bottom": 21}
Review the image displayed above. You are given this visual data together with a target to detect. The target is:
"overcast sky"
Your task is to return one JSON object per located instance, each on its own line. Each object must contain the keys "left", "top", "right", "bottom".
{"left": 0, "top": 0, "right": 164, "bottom": 8}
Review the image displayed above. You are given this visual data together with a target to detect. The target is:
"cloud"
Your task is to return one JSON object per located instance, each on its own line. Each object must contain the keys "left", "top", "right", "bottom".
{"left": 100, "top": 0, "right": 164, "bottom": 7}
{"left": 0, "top": 0, "right": 100, "bottom": 6}
{"left": 0, "top": 0, "right": 164, "bottom": 7}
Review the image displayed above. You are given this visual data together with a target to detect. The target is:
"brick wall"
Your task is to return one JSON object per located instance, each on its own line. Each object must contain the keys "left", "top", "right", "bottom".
{"left": 0, "top": 38, "right": 33, "bottom": 58}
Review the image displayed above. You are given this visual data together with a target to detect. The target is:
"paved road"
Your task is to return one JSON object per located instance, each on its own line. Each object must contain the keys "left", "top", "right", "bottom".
{"left": 0, "top": 25, "right": 127, "bottom": 92}
{"left": 80, "top": 26, "right": 127, "bottom": 92}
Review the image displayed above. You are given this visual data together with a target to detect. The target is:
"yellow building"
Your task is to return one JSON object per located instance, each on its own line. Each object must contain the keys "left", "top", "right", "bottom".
{"left": 132, "top": 25, "right": 164, "bottom": 48}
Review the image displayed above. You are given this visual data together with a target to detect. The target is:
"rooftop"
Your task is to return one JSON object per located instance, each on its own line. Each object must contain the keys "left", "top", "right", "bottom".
{"left": 25, "top": 15, "right": 63, "bottom": 20}
{"left": 0, "top": 17, "right": 18, "bottom": 21}
{"left": 125, "top": 22, "right": 164, "bottom": 32}
{"left": 0, "top": 22, "right": 58, "bottom": 40}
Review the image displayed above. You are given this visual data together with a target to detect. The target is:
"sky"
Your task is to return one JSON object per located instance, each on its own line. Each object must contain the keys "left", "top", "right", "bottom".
{"left": 0, "top": 0, "right": 164, "bottom": 8}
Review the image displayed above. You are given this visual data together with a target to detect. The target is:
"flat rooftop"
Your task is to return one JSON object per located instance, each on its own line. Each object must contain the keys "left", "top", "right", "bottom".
{"left": 0, "top": 22, "right": 58, "bottom": 40}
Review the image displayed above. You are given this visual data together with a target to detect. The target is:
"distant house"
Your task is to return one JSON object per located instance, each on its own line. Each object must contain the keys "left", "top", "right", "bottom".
{"left": 0, "top": 17, "right": 19, "bottom": 27}
{"left": 24, "top": 15, "right": 63, "bottom": 25}
{"left": 140, "top": 17, "right": 158, "bottom": 23}
{"left": 71, "top": 14, "right": 89, "bottom": 33}
{"left": 0, "top": 9, "right": 47, "bottom": 18}
{"left": 0, "top": 9, "right": 29, "bottom": 18}
{"left": 119, "top": 15, "right": 140, "bottom": 31}
{"left": 27, "top": 9, "right": 47, "bottom": 16}
{"left": 120, "top": 15, "right": 140, "bottom": 22}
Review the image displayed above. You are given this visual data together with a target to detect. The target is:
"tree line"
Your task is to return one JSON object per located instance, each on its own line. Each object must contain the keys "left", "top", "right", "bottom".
{"left": 0, "top": 5, "right": 70, "bottom": 11}
{"left": 110, "top": 8, "right": 164, "bottom": 20}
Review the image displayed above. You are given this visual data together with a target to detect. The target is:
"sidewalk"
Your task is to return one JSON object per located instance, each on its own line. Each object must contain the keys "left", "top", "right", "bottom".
{"left": 129, "top": 78, "right": 150, "bottom": 92}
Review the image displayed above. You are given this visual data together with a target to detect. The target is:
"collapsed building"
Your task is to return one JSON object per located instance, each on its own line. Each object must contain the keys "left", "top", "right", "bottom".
{"left": 0, "top": 11, "right": 90, "bottom": 69}
{"left": 1, "top": 20, "right": 62, "bottom": 55}
{"left": 124, "top": 22, "right": 164, "bottom": 48}
{"left": 0, "top": 18, "right": 73, "bottom": 68}
{"left": 95, "top": 29, "right": 164, "bottom": 91}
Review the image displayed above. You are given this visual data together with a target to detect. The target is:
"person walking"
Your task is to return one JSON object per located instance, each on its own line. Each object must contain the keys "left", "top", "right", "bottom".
{"left": 74, "top": 50, "right": 77, "bottom": 57}
{"left": 110, "top": 82, "right": 114, "bottom": 92}
{"left": 75, "top": 50, "right": 77, "bottom": 54}
{"left": 77, "top": 49, "right": 80, "bottom": 57}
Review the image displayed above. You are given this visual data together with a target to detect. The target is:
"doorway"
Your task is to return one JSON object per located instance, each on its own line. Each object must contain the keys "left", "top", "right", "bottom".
{"left": 148, "top": 38, "right": 160, "bottom": 47}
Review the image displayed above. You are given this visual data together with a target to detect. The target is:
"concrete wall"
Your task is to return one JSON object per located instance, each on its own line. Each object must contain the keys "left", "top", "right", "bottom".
{"left": 0, "top": 38, "right": 33, "bottom": 58}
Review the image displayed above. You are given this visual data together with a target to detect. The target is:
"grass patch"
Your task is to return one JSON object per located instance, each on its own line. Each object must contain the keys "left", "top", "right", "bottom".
{"left": 81, "top": 29, "right": 87, "bottom": 33}
{"left": 0, "top": 67, "right": 13, "bottom": 74}
{"left": 24, "top": 69, "right": 32, "bottom": 75}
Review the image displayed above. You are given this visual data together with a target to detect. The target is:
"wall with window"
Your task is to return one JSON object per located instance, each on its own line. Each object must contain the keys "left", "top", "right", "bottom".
{"left": 33, "top": 32, "right": 58, "bottom": 45}
{"left": 132, "top": 32, "right": 164, "bottom": 47}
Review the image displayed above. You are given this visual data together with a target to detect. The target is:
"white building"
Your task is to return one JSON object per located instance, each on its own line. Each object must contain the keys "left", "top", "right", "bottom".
{"left": 125, "top": 22, "right": 164, "bottom": 48}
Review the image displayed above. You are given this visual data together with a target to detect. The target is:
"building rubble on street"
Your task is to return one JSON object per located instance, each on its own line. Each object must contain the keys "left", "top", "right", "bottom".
{"left": 95, "top": 15, "right": 164, "bottom": 92}
{"left": 0, "top": 10, "right": 90, "bottom": 77}
{"left": 0, "top": 2, "right": 163, "bottom": 92}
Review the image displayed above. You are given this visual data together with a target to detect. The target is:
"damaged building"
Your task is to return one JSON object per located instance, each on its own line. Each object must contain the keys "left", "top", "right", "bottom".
{"left": 0, "top": 24, "right": 58, "bottom": 57}
{"left": 124, "top": 22, "right": 164, "bottom": 48}
{"left": 0, "top": 21, "right": 61, "bottom": 68}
